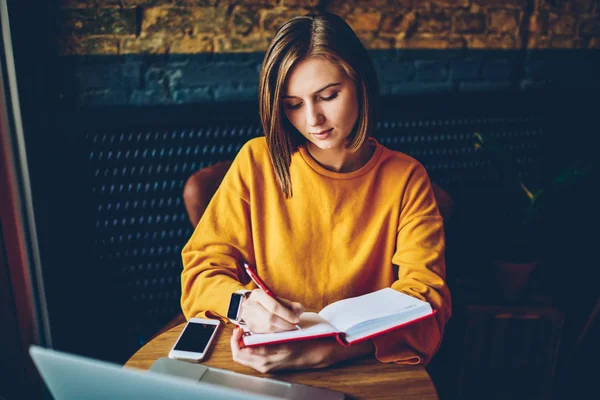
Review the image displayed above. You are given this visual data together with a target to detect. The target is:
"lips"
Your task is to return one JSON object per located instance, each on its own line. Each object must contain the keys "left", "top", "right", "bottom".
{"left": 310, "top": 128, "right": 333, "bottom": 136}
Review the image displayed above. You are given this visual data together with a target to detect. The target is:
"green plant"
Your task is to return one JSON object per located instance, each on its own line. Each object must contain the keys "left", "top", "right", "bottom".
{"left": 473, "top": 131, "right": 591, "bottom": 262}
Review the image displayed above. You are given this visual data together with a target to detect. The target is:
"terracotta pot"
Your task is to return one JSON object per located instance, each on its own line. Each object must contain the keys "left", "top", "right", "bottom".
{"left": 492, "top": 259, "right": 538, "bottom": 299}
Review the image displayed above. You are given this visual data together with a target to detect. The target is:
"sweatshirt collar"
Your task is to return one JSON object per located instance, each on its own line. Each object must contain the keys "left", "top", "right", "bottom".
{"left": 297, "top": 138, "right": 383, "bottom": 179}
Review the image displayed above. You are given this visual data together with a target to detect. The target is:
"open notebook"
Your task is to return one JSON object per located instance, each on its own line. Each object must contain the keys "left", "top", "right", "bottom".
{"left": 241, "top": 288, "right": 436, "bottom": 347}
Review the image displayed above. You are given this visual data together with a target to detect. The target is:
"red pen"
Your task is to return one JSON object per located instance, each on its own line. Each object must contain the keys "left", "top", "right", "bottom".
{"left": 243, "top": 263, "right": 301, "bottom": 330}
{"left": 243, "top": 263, "right": 276, "bottom": 298}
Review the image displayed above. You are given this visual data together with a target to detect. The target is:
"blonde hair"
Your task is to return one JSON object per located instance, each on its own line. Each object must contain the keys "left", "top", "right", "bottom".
{"left": 258, "top": 13, "right": 380, "bottom": 198}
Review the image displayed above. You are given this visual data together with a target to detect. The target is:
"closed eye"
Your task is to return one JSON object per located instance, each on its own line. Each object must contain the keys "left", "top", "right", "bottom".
{"left": 283, "top": 92, "right": 339, "bottom": 110}
{"left": 284, "top": 102, "right": 302, "bottom": 110}
{"left": 320, "top": 92, "right": 339, "bottom": 102}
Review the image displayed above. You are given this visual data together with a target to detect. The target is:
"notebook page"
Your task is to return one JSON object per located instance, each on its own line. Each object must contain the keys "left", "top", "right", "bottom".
{"left": 343, "top": 306, "right": 430, "bottom": 343}
{"left": 242, "top": 312, "right": 339, "bottom": 347}
{"left": 318, "top": 288, "right": 431, "bottom": 333}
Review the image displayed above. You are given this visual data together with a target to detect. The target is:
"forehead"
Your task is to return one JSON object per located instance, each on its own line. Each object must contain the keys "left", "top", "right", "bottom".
{"left": 284, "top": 57, "right": 346, "bottom": 97}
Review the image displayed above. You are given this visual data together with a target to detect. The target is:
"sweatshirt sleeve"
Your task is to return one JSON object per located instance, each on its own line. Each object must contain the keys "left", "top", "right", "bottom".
{"left": 371, "top": 164, "right": 452, "bottom": 365}
{"left": 180, "top": 143, "right": 255, "bottom": 321}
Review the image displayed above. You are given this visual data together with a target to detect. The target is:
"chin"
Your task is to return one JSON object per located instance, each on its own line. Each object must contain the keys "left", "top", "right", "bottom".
{"left": 310, "top": 140, "right": 341, "bottom": 151}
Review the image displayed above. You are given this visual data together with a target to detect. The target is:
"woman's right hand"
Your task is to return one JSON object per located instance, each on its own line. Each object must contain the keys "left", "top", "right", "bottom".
{"left": 239, "top": 289, "right": 304, "bottom": 333}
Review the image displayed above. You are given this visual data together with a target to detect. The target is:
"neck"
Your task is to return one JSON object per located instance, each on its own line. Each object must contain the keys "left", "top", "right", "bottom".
{"left": 306, "top": 140, "right": 374, "bottom": 173}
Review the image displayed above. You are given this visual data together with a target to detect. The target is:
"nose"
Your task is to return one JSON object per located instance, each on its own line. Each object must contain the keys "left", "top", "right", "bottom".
{"left": 306, "top": 103, "right": 325, "bottom": 127}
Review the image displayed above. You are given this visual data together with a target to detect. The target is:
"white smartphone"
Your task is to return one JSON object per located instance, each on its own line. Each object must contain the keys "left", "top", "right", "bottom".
{"left": 168, "top": 317, "right": 221, "bottom": 363}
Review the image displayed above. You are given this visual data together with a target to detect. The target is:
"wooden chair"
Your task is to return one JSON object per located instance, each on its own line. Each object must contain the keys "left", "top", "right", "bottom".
{"left": 182, "top": 160, "right": 233, "bottom": 227}
{"left": 150, "top": 160, "right": 454, "bottom": 340}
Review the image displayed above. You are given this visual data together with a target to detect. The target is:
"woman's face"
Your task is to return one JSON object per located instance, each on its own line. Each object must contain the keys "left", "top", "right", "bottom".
{"left": 282, "top": 57, "right": 359, "bottom": 152}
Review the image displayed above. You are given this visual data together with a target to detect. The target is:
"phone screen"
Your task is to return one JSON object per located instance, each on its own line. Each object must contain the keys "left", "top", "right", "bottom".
{"left": 174, "top": 322, "right": 217, "bottom": 353}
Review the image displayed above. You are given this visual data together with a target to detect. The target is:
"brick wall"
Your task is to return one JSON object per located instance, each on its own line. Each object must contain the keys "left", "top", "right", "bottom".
{"left": 56, "top": 0, "right": 600, "bottom": 105}
{"left": 59, "top": 0, "right": 600, "bottom": 54}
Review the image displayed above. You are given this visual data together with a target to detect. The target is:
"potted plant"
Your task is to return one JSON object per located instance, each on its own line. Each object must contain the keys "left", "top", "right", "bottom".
{"left": 472, "top": 131, "right": 591, "bottom": 298}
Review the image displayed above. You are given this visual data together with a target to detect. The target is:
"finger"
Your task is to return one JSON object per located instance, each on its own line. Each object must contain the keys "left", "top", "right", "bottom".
{"left": 251, "top": 344, "right": 288, "bottom": 359}
{"left": 246, "top": 345, "right": 273, "bottom": 357}
{"left": 246, "top": 345, "right": 292, "bottom": 372}
{"left": 245, "top": 302, "right": 299, "bottom": 333}
{"left": 230, "top": 327, "right": 243, "bottom": 356}
{"left": 253, "top": 291, "right": 302, "bottom": 324}
{"left": 240, "top": 349, "right": 281, "bottom": 374}
{"left": 231, "top": 328, "right": 256, "bottom": 364}
{"left": 278, "top": 298, "right": 304, "bottom": 315}
{"left": 231, "top": 333, "right": 274, "bottom": 372}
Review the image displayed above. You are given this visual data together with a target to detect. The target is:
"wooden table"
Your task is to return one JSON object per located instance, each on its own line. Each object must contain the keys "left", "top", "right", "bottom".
{"left": 125, "top": 323, "right": 439, "bottom": 400}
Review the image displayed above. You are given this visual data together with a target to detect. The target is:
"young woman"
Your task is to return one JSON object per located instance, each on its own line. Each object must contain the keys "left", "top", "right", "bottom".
{"left": 181, "top": 13, "right": 451, "bottom": 373}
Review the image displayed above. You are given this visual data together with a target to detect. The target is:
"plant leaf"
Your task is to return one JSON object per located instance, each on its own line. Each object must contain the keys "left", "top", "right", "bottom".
{"left": 553, "top": 165, "right": 586, "bottom": 185}
{"left": 520, "top": 182, "right": 535, "bottom": 202}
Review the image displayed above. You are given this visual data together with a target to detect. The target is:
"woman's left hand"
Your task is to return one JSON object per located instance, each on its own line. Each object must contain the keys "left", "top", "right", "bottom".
{"left": 230, "top": 327, "right": 374, "bottom": 373}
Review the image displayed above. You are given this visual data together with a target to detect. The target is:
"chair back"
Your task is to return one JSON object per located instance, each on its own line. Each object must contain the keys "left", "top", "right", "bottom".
{"left": 183, "top": 160, "right": 233, "bottom": 227}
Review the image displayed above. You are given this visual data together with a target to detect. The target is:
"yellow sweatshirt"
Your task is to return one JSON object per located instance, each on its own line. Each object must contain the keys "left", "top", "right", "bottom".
{"left": 181, "top": 137, "right": 451, "bottom": 365}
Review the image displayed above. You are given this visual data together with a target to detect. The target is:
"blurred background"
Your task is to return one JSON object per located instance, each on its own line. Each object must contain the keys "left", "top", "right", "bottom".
{"left": 1, "top": 1, "right": 599, "bottom": 399}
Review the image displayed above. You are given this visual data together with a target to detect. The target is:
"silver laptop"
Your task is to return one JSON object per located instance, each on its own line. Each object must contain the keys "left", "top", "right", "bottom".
{"left": 29, "top": 345, "right": 345, "bottom": 400}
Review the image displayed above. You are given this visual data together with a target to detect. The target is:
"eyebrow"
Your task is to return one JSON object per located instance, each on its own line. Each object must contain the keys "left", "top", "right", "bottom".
{"left": 282, "top": 82, "right": 342, "bottom": 99}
